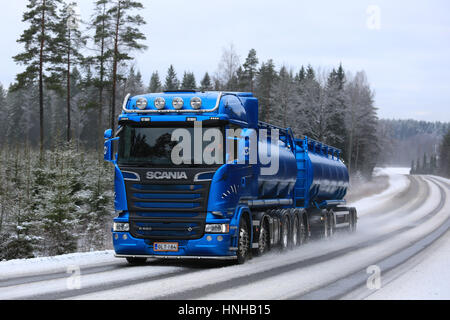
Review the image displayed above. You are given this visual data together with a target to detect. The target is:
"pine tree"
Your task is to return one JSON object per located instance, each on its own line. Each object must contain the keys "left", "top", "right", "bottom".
{"left": 0, "top": 146, "right": 38, "bottom": 260}
{"left": 296, "top": 65, "right": 306, "bottom": 82}
{"left": 54, "top": 2, "right": 86, "bottom": 142}
{"left": 294, "top": 65, "right": 322, "bottom": 140}
{"left": 76, "top": 160, "right": 113, "bottom": 251}
{"left": 255, "top": 60, "right": 277, "bottom": 123}
{"left": 236, "top": 66, "right": 247, "bottom": 92}
{"left": 37, "top": 142, "right": 82, "bottom": 255}
{"left": 242, "top": 48, "right": 259, "bottom": 92}
{"left": 124, "top": 66, "right": 145, "bottom": 96}
{"left": 416, "top": 156, "right": 421, "bottom": 174}
{"left": 270, "top": 65, "right": 296, "bottom": 127}
{"left": 439, "top": 129, "right": 450, "bottom": 177}
{"left": 181, "top": 72, "right": 197, "bottom": 90}
{"left": 13, "top": 0, "right": 64, "bottom": 155}
{"left": 0, "top": 84, "right": 7, "bottom": 145}
{"left": 5, "top": 85, "right": 29, "bottom": 144}
{"left": 77, "top": 66, "right": 104, "bottom": 149}
{"left": 108, "top": 0, "right": 147, "bottom": 134}
{"left": 324, "top": 65, "right": 347, "bottom": 152}
{"left": 344, "top": 71, "right": 378, "bottom": 176}
{"left": 89, "top": 0, "right": 114, "bottom": 153}
{"left": 164, "top": 65, "right": 179, "bottom": 91}
{"left": 199, "top": 72, "right": 212, "bottom": 91}
{"left": 148, "top": 71, "right": 162, "bottom": 93}
{"left": 422, "top": 153, "right": 428, "bottom": 173}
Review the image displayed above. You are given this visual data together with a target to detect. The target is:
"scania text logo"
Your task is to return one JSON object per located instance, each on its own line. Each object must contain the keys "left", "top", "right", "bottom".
{"left": 146, "top": 171, "right": 188, "bottom": 180}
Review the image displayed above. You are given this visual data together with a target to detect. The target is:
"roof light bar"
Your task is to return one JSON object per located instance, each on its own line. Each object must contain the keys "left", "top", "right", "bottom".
{"left": 122, "top": 92, "right": 224, "bottom": 114}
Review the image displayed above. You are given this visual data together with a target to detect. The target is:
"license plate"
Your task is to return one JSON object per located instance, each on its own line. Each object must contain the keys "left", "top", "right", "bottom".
{"left": 154, "top": 242, "right": 179, "bottom": 252}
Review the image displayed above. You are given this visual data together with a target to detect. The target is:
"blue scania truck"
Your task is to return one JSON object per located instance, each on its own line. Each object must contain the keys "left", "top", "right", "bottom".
{"left": 104, "top": 91, "right": 357, "bottom": 264}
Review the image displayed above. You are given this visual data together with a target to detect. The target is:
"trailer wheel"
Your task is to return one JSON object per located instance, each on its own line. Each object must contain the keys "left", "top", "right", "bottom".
{"left": 298, "top": 213, "right": 308, "bottom": 245}
{"left": 328, "top": 210, "right": 336, "bottom": 237}
{"left": 291, "top": 215, "right": 299, "bottom": 248}
{"left": 256, "top": 219, "right": 271, "bottom": 256}
{"left": 280, "top": 215, "right": 290, "bottom": 250}
{"left": 318, "top": 213, "right": 329, "bottom": 239}
{"left": 348, "top": 208, "right": 357, "bottom": 233}
{"left": 237, "top": 218, "right": 251, "bottom": 264}
{"left": 126, "top": 257, "right": 147, "bottom": 265}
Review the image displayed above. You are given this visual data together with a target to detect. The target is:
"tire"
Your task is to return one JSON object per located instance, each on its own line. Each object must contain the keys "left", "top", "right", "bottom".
{"left": 291, "top": 215, "right": 299, "bottom": 248}
{"left": 126, "top": 257, "right": 147, "bottom": 265}
{"left": 237, "top": 217, "right": 251, "bottom": 264}
{"left": 328, "top": 210, "right": 336, "bottom": 237}
{"left": 318, "top": 212, "right": 329, "bottom": 239}
{"left": 280, "top": 215, "right": 290, "bottom": 250}
{"left": 256, "top": 219, "right": 271, "bottom": 256}
{"left": 348, "top": 208, "right": 357, "bottom": 233}
{"left": 298, "top": 213, "right": 308, "bottom": 245}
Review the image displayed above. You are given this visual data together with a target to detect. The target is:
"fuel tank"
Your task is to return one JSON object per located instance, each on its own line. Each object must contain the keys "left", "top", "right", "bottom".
{"left": 257, "top": 139, "right": 298, "bottom": 198}
{"left": 306, "top": 152, "right": 349, "bottom": 202}
{"left": 257, "top": 135, "right": 350, "bottom": 204}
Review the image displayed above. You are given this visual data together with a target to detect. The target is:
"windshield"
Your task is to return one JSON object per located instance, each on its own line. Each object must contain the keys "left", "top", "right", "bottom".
{"left": 118, "top": 125, "right": 224, "bottom": 167}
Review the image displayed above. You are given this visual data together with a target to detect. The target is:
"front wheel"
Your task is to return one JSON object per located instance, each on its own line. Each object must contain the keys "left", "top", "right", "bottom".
{"left": 237, "top": 218, "right": 251, "bottom": 264}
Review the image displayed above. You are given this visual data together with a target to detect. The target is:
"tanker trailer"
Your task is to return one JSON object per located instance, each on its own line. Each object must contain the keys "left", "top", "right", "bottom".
{"left": 104, "top": 91, "right": 357, "bottom": 265}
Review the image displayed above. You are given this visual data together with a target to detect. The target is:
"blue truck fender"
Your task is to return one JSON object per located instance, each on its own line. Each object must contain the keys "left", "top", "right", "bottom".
{"left": 230, "top": 205, "right": 253, "bottom": 245}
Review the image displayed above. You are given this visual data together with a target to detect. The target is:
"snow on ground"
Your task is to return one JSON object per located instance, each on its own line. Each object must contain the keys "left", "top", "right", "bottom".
{"left": 430, "top": 175, "right": 450, "bottom": 185}
{"left": 349, "top": 167, "right": 410, "bottom": 216}
{"left": 72, "top": 176, "right": 449, "bottom": 300}
{"left": 0, "top": 251, "right": 116, "bottom": 280}
{"left": 1, "top": 168, "right": 448, "bottom": 300}
{"left": 366, "top": 231, "right": 450, "bottom": 300}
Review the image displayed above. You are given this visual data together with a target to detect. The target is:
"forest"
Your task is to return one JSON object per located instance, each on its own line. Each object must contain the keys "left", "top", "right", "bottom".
{"left": 0, "top": 0, "right": 448, "bottom": 260}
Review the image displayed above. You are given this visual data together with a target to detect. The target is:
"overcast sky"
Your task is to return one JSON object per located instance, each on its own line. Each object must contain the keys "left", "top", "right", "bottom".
{"left": 1, "top": 0, "right": 449, "bottom": 122}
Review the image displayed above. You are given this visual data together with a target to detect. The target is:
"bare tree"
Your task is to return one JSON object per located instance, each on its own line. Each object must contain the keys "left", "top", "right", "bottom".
{"left": 216, "top": 43, "right": 240, "bottom": 90}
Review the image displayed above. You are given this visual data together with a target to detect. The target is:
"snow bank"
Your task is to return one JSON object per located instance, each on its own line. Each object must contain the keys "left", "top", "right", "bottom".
{"left": 0, "top": 251, "right": 116, "bottom": 280}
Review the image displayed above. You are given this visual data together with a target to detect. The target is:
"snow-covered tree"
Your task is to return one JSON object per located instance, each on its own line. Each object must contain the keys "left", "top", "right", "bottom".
{"left": 255, "top": 59, "right": 278, "bottom": 123}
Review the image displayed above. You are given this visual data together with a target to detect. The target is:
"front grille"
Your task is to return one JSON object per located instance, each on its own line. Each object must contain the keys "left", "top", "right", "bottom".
{"left": 121, "top": 167, "right": 213, "bottom": 240}
{"left": 130, "top": 216, "right": 205, "bottom": 240}
{"left": 125, "top": 182, "right": 210, "bottom": 213}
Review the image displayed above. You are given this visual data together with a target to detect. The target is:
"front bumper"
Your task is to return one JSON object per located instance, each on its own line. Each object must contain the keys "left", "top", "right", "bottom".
{"left": 113, "top": 232, "right": 237, "bottom": 260}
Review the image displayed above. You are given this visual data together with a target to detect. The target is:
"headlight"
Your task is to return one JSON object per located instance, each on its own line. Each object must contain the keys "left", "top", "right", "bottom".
{"left": 154, "top": 97, "right": 166, "bottom": 110}
{"left": 172, "top": 97, "right": 184, "bottom": 110}
{"left": 190, "top": 97, "right": 202, "bottom": 110}
{"left": 205, "top": 224, "right": 229, "bottom": 234}
{"left": 136, "top": 98, "right": 148, "bottom": 110}
{"left": 113, "top": 223, "right": 130, "bottom": 232}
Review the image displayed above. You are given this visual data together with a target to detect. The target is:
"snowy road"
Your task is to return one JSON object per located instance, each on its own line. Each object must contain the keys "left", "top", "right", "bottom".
{"left": 0, "top": 169, "right": 449, "bottom": 300}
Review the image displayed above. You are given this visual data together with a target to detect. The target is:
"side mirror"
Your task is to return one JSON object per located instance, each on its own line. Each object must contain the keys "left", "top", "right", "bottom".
{"left": 104, "top": 129, "right": 113, "bottom": 140}
{"left": 104, "top": 129, "right": 118, "bottom": 163}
